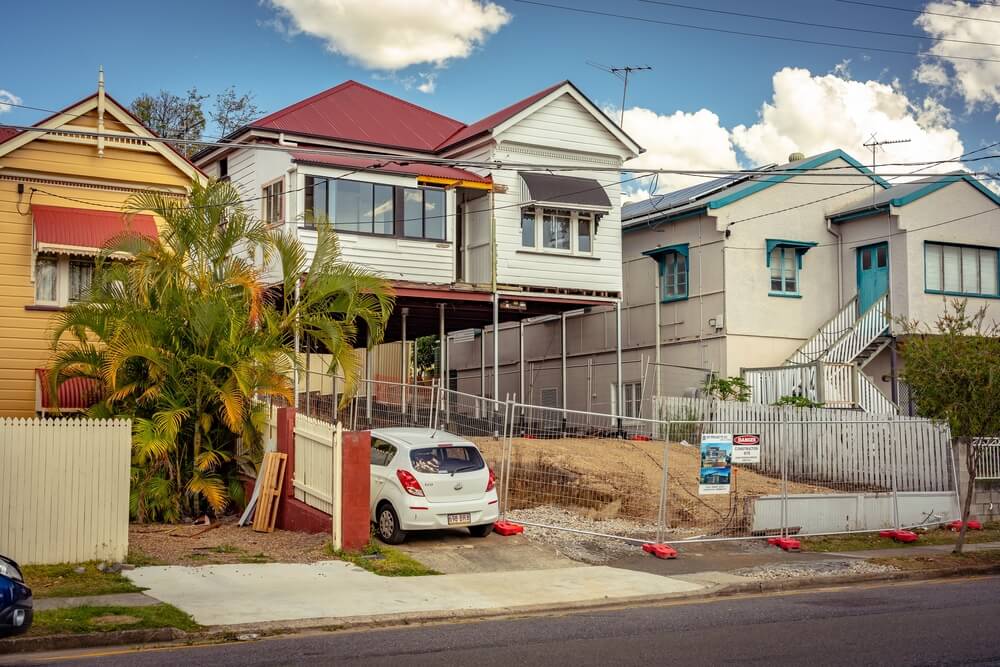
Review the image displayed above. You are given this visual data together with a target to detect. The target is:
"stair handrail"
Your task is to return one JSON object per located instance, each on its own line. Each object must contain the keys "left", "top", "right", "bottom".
{"left": 826, "top": 291, "right": 890, "bottom": 364}
{"left": 786, "top": 295, "right": 859, "bottom": 365}
{"left": 855, "top": 370, "right": 899, "bottom": 414}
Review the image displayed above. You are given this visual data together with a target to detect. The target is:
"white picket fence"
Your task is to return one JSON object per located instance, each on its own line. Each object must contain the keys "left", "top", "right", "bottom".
{"left": 0, "top": 417, "right": 132, "bottom": 565}
{"left": 292, "top": 413, "right": 336, "bottom": 515}
{"left": 977, "top": 438, "right": 1000, "bottom": 480}
{"left": 655, "top": 396, "right": 954, "bottom": 493}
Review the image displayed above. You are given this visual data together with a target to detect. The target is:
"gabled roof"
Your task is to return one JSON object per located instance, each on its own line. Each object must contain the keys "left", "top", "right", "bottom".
{"left": 434, "top": 81, "right": 566, "bottom": 150}
{"left": 0, "top": 91, "right": 205, "bottom": 182}
{"left": 623, "top": 149, "right": 889, "bottom": 229}
{"left": 248, "top": 80, "right": 465, "bottom": 152}
{"left": 828, "top": 172, "right": 1000, "bottom": 222}
{"left": 203, "top": 79, "right": 642, "bottom": 161}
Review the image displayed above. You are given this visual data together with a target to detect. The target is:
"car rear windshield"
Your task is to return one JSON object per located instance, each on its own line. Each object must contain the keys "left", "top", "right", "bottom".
{"left": 409, "top": 446, "right": 485, "bottom": 474}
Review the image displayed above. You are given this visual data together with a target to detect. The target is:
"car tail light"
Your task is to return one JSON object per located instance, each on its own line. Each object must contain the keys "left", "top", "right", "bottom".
{"left": 486, "top": 467, "right": 496, "bottom": 492}
{"left": 396, "top": 469, "right": 425, "bottom": 496}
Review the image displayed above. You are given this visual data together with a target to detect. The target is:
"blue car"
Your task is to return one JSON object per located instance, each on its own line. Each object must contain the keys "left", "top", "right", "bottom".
{"left": 0, "top": 555, "right": 32, "bottom": 637}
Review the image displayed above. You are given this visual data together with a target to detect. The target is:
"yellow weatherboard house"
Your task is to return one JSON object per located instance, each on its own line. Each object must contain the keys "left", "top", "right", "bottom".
{"left": 0, "top": 73, "right": 205, "bottom": 417}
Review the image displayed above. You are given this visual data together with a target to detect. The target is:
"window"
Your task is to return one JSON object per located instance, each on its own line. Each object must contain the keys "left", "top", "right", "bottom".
{"left": 659, "top": 249, "right": 688, "bottom": 302}
{"left": 218, "top": 158, "right": 228, "bottom": 181}
{"left": 262, "top": 180, "right": 283, "bottom": 225}
{"left": 68, "top": 260, "right": 94, "bottom": 303}
{"left": 303, "top": 176, "right": 445, "bottom": 240}
{"left": 409, "top": 446, "right": 484, "bottom": 474}
{"left": 770, "top": 247, "right": 798, "bottom": 295}
{"left": 370, "top": 439, "right": 397, "bottom": 467}
{"left": 925, "top": 242, "right": 999, "bottom": 297}
{"left": 520, "top": 207, "right": 596, "bottom": 255}
{"left": 35, "top": 256, "right": 57, "bottom": 303}
{"left": 577, "top": 212, "right": 592, "bottom": 253}
{"left": 34, "top": 255, "right": 97, "bottom": 307}
{"left": 612, "top": 382, "right": 642, "bottom": 418}
{"left": 521, "top": 210, "right": 535, "bottom": 247}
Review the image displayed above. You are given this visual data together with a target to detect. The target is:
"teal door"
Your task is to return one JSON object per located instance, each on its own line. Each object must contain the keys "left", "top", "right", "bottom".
{"left": 856, "top": 242, "right": 889, "bottom": 313}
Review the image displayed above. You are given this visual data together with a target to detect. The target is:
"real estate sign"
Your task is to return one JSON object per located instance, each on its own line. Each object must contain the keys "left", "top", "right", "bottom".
{"left": 699, "top": 433, "right": 732, "bottom": 495}
{"left": 731, "top": 434, "right": 761, "bottom": 464}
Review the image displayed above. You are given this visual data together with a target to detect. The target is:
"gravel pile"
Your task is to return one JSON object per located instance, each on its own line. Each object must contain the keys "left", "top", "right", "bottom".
{"left": 731, "top": 559, "right": 899, "bottom": 580}
{"left": 505, "top": 507, "right": 657, "bottom": 563}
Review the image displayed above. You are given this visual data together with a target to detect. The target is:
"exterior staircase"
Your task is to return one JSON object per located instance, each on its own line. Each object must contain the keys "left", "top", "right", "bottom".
{"left": 744, "top": 292, "right": 899, "bottom": 413}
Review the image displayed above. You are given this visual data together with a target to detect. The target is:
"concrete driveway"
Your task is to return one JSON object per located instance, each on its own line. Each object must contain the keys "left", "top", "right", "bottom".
{"left": 394, "top": 528, "right": 577, "bottom": 574}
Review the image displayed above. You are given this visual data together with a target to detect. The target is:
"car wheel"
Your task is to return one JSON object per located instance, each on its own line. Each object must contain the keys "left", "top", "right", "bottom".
{"left": 468, "top": 523, "right": 493, "bottom": 538}
{"left": 376, "top": 504, "right": 406, "bottom": 545}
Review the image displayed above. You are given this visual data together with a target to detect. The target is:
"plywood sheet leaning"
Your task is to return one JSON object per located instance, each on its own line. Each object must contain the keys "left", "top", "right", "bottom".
{"left": 253, "top": 452, "right": 287, "bottom": 533}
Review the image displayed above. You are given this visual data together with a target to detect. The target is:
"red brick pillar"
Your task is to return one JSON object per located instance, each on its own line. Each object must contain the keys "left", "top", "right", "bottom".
{"left": 340, "top": 430, "right": 371, "bottom": 551}
{"left": 276, "top": 407, "right": 296, "bottom": 499}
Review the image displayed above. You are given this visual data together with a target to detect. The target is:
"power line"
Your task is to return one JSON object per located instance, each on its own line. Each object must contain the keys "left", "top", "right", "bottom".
{"left": 835, "top": 0, "right": 1000, "bottom": 24}
{"left": 509, "top": 0, "right": 1000, "bottom": 63}
{"left": 2, "top": 119, "right": 995, "bottom": 179}
{"left": 636, "top": 0, "right": 1000, "bottom": 47}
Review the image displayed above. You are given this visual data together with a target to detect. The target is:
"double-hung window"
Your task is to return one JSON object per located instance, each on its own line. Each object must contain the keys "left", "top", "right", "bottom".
{"left": 766, "top": 240, "right": 816, "bottom": 297}
{"left": 925, "top": 242, "right": 999, "bottom": 297}
{"left": 262, "top": 180, "right": 283, "bottom": 226}
{"left": 521, "top": 207, "right": 596, "bottom": 255}
{"left": 769, "top": 247, "right": 798, "bottom": 295}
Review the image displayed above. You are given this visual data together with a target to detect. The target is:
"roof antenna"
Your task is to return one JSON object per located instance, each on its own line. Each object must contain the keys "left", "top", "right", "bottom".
{"left": 586, "top": 62, "right": 652, "bottom": 130}
{"left": 863, "top": 135, "right": 909, "bottom": 204}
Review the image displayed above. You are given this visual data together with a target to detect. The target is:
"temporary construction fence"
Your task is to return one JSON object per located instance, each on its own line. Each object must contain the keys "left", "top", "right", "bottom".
{"left": 297, "top": 371, "right": 436, "bottom": 431}
{"left": 494, "top": 397, "right": 959, "bottom": 547}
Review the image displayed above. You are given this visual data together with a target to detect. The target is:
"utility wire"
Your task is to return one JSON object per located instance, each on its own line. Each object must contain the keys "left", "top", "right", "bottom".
{"left": 509, "top": 0, "right": 1000, "bottom": 63}
{"left": 636, "top": 0, "right": 1000, "bottom": 47}
{"left": 835, "top": 0, "right": 1000, "bottom": 24}
{"left": 1, "top": 120, "right": 994, "bottom": 179}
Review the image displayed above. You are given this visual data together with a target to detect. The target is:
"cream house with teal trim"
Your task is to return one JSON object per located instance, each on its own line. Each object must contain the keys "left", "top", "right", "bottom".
{"left": 447, "top": 150, "right": 1000, "bottom": 416}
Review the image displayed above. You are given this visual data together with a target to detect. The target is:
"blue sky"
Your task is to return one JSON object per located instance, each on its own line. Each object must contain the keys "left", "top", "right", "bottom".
{"left": 0, "top": 0, "right": 996, "bottom": 193}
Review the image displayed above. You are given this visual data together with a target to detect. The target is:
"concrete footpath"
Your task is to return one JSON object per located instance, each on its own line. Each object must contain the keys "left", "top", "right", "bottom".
{"left": 124, "top": 561, "right": 706, "bottom": 626}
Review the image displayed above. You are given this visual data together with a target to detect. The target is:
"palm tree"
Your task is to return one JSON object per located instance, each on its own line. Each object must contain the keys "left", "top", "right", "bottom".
{"left": 49, "top": 180, "right": 393, "bottom": 521}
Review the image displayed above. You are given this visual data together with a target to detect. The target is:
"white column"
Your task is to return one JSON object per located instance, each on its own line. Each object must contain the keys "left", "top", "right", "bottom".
{"left": 401, "top": 307, "right": 408, "bottom": 417}
{"left": 492, "top": 295, "right": 500, "bottom": 404}
{"left": 616, "top": 300, "right": 623, "bottom": 426}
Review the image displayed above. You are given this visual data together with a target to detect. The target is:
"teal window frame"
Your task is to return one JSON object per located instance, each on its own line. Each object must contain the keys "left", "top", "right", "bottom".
{"left": 765, "top": 239, "right": 816, "bottom": 298}
{"left": 924, "top": 241, "right": 1000, "bottom": 299}
{"left": 643, "top": 243, "right": 689, "bottom": 303}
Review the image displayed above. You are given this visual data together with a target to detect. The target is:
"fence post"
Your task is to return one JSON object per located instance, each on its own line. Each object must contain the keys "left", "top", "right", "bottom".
{"left": 501, "top": 399, "right": 515, "bottom": 521}
{"left": 780, "top": 420, "right": 789, "bottom": 538}
{"left": 659, "top": 421, "right": 673, "bottom": 540}
{"left": 331, "top": 421, "right": 343, "bottom": 551}
{"left": 890, "top": 419, "right": 901, "bottom": 531}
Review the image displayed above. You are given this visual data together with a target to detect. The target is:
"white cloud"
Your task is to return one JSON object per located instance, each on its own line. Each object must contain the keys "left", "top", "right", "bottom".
{"left": 916, "top": 1, "right": 1000, "bottom": 111}
{"left": 620, "top": 107, "right": 740, "bottom": 197}
{"left": 264, "top": 0, "right": 511, "bottom": 70}
{"left": 416, "top": 73, "right": 437, "bottom": 94}
{"left": 0, "top": 89, "right": 21, "bottom": 114}
{"left": 731, "top": 67, "right": 965, "bottom": 178}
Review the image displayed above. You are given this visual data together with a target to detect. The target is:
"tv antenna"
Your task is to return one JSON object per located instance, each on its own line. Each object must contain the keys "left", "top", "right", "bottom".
{"left": 863, "top": 135, "right": 910, "bottom": 202}
{"left": 586, "top": 61, "right": 652, "bottom": 129}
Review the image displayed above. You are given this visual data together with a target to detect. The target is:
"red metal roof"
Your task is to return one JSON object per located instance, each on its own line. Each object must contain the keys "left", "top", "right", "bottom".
{"left": 251, "top": 81, "right": 466, "bottom": 152}
{"left": 290, "top": 151, "right": 491, "bottom": 184}
{"left": 435, "top": 81, "right": 568, "bottom": 151}
{"left": 0, "top": 126, "right": 19, "bottom": 144}
{"left": 33, "top": 205, "right": 158, "bottom": 249}
{"left": 36, "top": 369, "right": 102, "bottom": 411}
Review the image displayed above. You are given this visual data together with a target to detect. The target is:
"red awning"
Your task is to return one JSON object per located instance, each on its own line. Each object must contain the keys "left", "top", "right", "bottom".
{"left": 33, "top": 205, "right": 158, "bottom": 254}
{"left": 36, "top": 369, "right": 103, "bottom": 411}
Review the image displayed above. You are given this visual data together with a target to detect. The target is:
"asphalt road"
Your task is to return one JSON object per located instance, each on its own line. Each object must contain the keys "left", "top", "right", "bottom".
{"left": 11, "top": 576, "right": 1000, "bottom": 667}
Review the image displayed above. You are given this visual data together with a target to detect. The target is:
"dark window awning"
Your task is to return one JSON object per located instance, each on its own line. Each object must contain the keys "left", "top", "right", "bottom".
{"left": 519, "top": 172, "right": 612, "bottom": 211}
{"left": 765, "top": 239, "right": 818, "bottom": 268}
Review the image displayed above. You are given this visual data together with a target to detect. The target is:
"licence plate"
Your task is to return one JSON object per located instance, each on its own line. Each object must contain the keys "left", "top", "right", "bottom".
{"left": 447, "top": 513, "right": 471, "bottom": 526}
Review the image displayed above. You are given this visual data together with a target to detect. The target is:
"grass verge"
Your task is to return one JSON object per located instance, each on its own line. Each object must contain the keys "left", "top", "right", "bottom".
{"left": 871, "top": 549, "right": 1000, "bottom": 572}
{"left": 27, "top": 604, "right": 199, "bottom": 637}
{"left": 802, "top": 523, "right": 1000, "bottom": 553}
{"left": 22, "top": 563, "right": 144, "bottom": 599}
{"left": 327, "top": 541, "right": 439, "bottom": 577}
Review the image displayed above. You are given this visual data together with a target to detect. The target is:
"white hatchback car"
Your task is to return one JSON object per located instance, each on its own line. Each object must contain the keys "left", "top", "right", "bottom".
{"left": 369, "top": 428, "right": 499, "bottom": 544}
